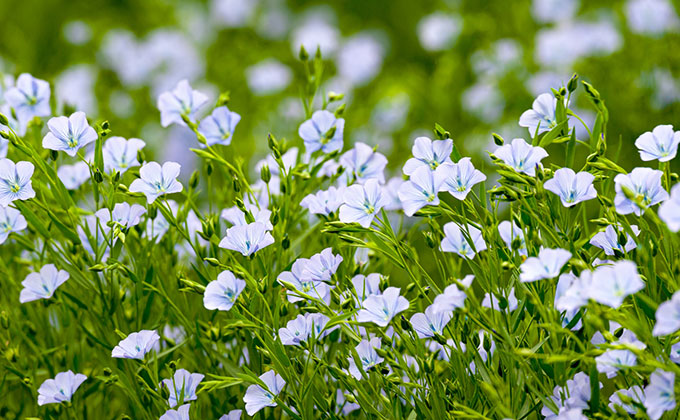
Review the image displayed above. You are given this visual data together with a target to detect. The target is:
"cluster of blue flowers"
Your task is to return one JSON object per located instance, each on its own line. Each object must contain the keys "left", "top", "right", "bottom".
{"left": 3, "top": 67, "right": 680, "bottom": 420}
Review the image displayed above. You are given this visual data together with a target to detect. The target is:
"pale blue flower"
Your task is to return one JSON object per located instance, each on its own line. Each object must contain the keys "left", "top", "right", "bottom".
{"left": 37, "top": 370, "right": 87, "bottom": 406}
{"left": 432, "top": 276, "right": 472, "bottom": 312}
{"left": 103, "top": 136, "right": 145, "bottom": 173}
{"left": 589, "top": 260, "right": 644, "bottom": 308}
{"left": 221, "top": 204, "right": 273, "bottom": 230}
{"left": 482, "top": 288, "right": 518, "bottom": 312}
{"left": 653, "top": 291, "right": 680, "bottom": 336}
{"left": 160, "top": 404, "right": 191, "bottom": 420}
{"left": 596, "top": 349, "right": 637, "bottom": 378}
{"left": 383, "top": 177, "right": 404, "bottom": 211}
{"left": 543, "top": 168, "right": 597, "bottom": 207}
{"left": 203, "top": 270, "right": 246, "bottom": 311}
{"left": 644, "top": 370, "right": 675, "bottom": 420}
{"left": 635, "top": 124, "right": 680, "bottom": 162}
{"left": 300, "top": 247, "right": 343, "bottom": 282}
{"left": 402, "top": 137, "right": 453, "bottom": 175}
{"left": 659, "top": 183, "right": 680, "bottom": 232}
{"left": 278, "top": 258, "right": 331, "bottom": 305}
{"left": 339, "top": 179, "right": 389, "bottom": 228}
{"left": 671, "top": 342, "right": 680, "bottom": 363}
{"left": 437, "top": 158, "right": 487, "bottom": 200}
{"left": 111, "top": 329, "right": 160, "bottom": 359}
{"left": 111, "top": 202, "right": 147, "bottom": 228}
{"left": 440, "top": 223, "right": 486, "bottom": 258}
{"left": 42, "top": 112, "right": 97, "bottom": 157}
{"left": 300, "top": 186, "right": 345, "bottom": 216}
{"left": 278, "top": 313, "right": 331, "bottom": 345}
{"left": 19, "top": 264, "right": 69, "bottom": 303}
{"left": 497, "top": 220, "right": 526, "bottom": 256}
{"left": 0, "top": 158, "right": 36, "bottom": 207}
{"left": 0, "top": 205, "right": 27, "bottom": 244}
{"left": 410, "top": 305, "right": 452, "bottom": 338}
{"left": 614, "top": 167, "right": 668, "bottom": 216}
{"left": 541, "top": 372, "right": 592, "bottom": 420}
{"left": 340, "top": 142, "right": 387, "bottom": 184}
{"left": 243, "top": 370, "right": 286, "bottom": 416}
{"left": 0, "top": 137, "right": 7, "bottom": 159}
{"left": 129, "top": 161, "right": 183, "bottom": 204}
{"left": 519, "top": 248, "right": 571, "bottom": 282}
{"left": 198, "top": 106, "right": 241, "bottom": 147}
{"left": 609, "top": 386, "right": 644, "bottom": 415}
{"left": 351, "top": 273, "right": 382, "bottom": 303}
{"left": 357, "top": 287, "right": 409, "bottom": 327}
{"left": 298, "top": 110, "right": 344, "bottom": 154}
{"left": 161, "top": 369, "right": 204, "bottom": 407}
{"left": 397, "top": 165, "right": 445, "bottom": 216}
{"left": 493, "top": 138, "right": 548, "bottom": 176}
{"left": 590, "top": 224, "right": 640, "bottom": 256}
{"left": 4, "top": 73, "right": 51, "bottom": 132}
{"left": 519, "top": 93, "right": 557, "bottom": 136}
{"left": 219, "top": 222, "right": 274, "bottom": 256}
{"left": 157, "top": 79, "right": 209, "bottom": 127}
{"left": 348, "top": 338, "right": 383, "bottom": 379}
{"left": 555, "top": 271, "right": 592, "bottom": 313}
{"left": 77, "top": 211, "right": 111, "bottom": 257}
{"left": 219, "top": 409, "right": 242, "bottom": 420}
{"left": 336, "top": 389, "right": 361, "bottom": 416}
{"left": 57, "top": 161, "right": 90, "bottom": 190}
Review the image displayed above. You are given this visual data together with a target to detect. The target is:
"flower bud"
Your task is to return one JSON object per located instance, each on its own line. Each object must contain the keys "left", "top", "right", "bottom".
{"left": 0, "top": 113, "right": 8, "bottom": 126}
{"left": 492, "top": 133, "right": 504, "bottom": 146}
{"left": 299, "top": 45, "right": 309, "bottom": 61}
{"left": 400, "top": 315, "right": 412, "bottom": 332}
{"left": 282, "top": 234, "right": 290, "bottom": 250}
{"left": 189, "top": 170, "right": 200, "bottom": 189}
{"left": 334, "top": 103, "right": 346, "bottom": 118}
{"left": 206, "top": 160, "right": 214, "bottom": 176}
{"left": 567, "top": 73, "right": 579, "bottom": 93}
{"left": 93, "top": 168, "right": 104, "bottom": 183}
{"left": 233, "top": 178, "right": 240, "bottom": 193}
{"left": 0, "top": 311, "right": 8, "bottom": 329}
{"left": 423, "top": 231, "right": 436, "bottom": 248}
{"left": 260, "top": 164, "right": 271, "bottom": 184}
{"left": 217, "top": 91, "right": 231, "bottom": 107}
{"left": 328, "top": 91, "right": 344, "bottom": 102}
{"left": 268, "top": 133, "right": 279, "bottom": 151}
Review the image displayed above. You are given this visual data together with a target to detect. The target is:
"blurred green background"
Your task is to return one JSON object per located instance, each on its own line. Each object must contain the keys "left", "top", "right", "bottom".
{"left": 2, "top": 0, "right": 680, "bottom": 175}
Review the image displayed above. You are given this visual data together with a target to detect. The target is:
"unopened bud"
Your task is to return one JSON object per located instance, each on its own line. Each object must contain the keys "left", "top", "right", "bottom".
{"left": 260, "top": 164, "right": 271, "bottom": 184}
{"left": 0, "top": 113, "right": 8, "bottom": 126}
{"left": 299, "top": 45, "right": 309, "bottom": 61}
{"left": 94, "top": 168, "right": 104, "bottom": 183}
{"left": 492, "top": 133, "right": 504, "bottom": 146}
{"left": 189, "top": 171, "right": 200, "bottom": 189}
{"left": 567, "top": 73, "right": 579, "bottom": 93}
{"left": 217, "top": 91, "right": 230, "bottom": 107}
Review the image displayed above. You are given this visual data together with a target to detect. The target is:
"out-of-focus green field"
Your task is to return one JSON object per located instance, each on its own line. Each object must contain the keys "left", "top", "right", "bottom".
{"left": 2, "top": 0, "right": 679, "bottom": 174}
